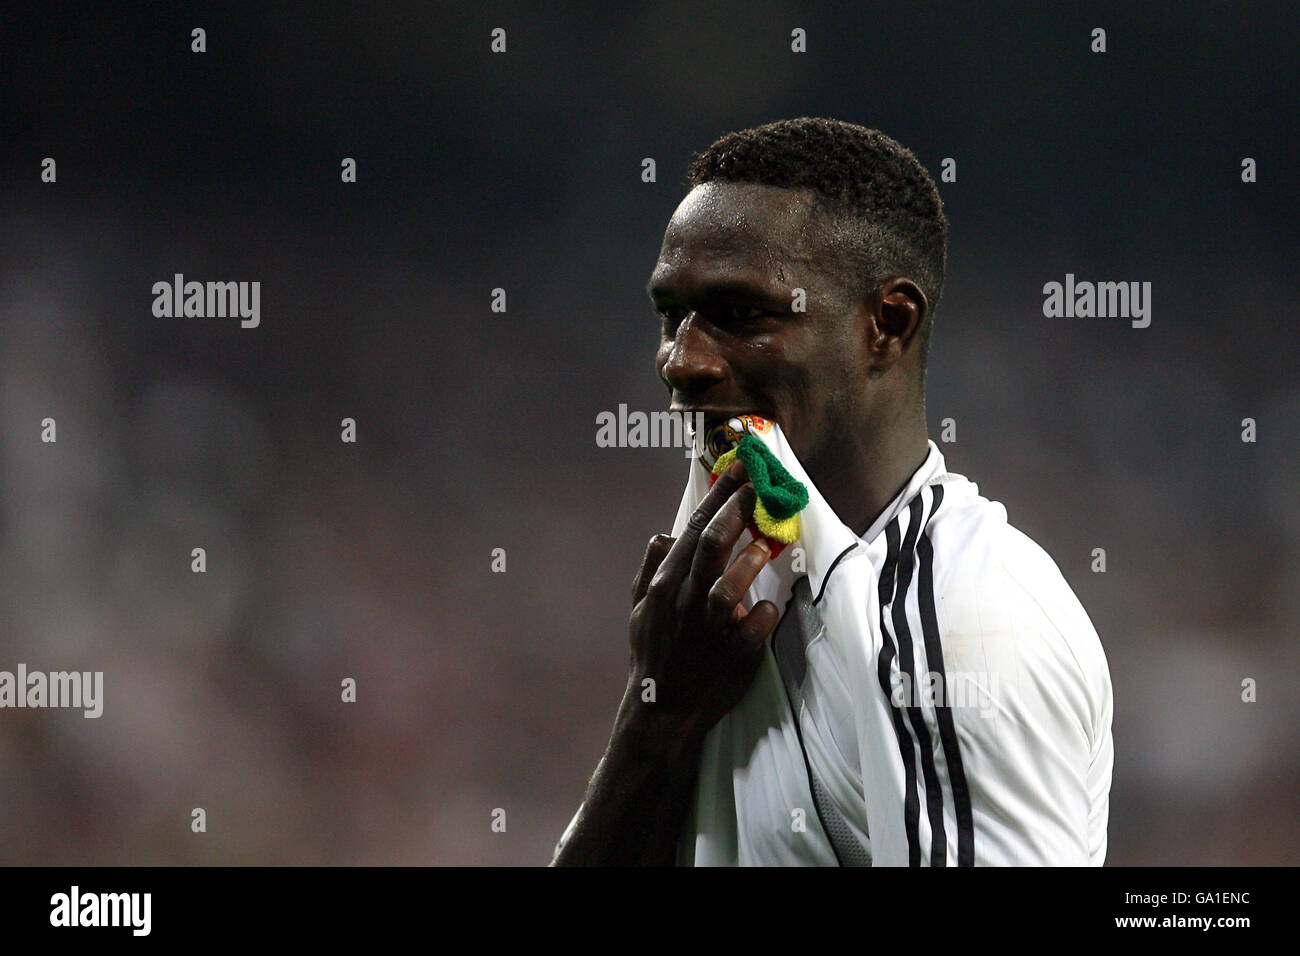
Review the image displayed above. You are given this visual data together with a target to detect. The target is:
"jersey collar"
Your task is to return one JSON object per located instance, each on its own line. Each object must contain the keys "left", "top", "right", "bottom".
{"left": 858, "top": 440, "right": 948, "bottom": 546}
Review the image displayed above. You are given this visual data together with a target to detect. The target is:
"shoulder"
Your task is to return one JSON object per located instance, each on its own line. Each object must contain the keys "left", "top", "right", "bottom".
{"left": 921, "top": 471, "right": 1112, "bottom": 740}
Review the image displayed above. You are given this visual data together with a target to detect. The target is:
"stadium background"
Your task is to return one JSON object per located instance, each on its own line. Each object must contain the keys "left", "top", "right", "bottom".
{"left": 1, "top": 3, "right": 1296, "bottom": 864}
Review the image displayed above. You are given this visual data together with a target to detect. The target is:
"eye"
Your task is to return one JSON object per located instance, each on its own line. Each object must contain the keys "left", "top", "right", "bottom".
{"left": 726, "top": 304, "right": 766, "bottom": 322}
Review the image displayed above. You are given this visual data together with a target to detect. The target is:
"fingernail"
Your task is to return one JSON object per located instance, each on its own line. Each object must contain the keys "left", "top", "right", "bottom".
{"left": 753, "top": 537, "right": 771, "bottom": 555}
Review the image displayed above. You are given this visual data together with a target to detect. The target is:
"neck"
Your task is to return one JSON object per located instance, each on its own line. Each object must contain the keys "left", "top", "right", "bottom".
{"left": 807, "top": 411, "right": 930, "bottom": 538}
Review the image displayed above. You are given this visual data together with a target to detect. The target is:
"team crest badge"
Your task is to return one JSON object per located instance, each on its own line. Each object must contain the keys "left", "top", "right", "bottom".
{"left": 694, "top": 415, "right": 807, "bottom": 558}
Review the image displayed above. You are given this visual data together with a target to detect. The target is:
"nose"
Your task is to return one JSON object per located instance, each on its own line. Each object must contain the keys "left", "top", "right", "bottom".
{"left": 660, "top": 315, "right": 727, "bottom": 394}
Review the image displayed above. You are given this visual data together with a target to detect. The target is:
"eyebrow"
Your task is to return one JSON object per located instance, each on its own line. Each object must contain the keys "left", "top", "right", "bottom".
{"left": 645, "top": 278, "right": 787, "bottom": 305}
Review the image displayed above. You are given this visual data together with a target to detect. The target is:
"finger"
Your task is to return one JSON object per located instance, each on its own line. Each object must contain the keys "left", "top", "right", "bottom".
{"left": 685, "top": 482, "right": 757, "bottom": 598}
{"left": 632, "top": 534, "right": 675, "bottom": 605}
{"left": 732, "top": 599, "right": 781, "bottom": 649}
{"left": 649, "top": 458, "right": 748, "bottom": 594}
{"left": 704, "top": 538, "right": 772, "bottom": 632}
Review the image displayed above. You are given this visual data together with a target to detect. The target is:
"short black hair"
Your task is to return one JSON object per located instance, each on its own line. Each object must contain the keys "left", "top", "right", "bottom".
{"left": 687, "top": 117, "right": 948, "bottom": 375}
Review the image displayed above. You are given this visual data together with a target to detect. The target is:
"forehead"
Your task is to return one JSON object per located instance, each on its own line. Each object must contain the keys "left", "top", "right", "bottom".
{"left": 650, "top": 182, "right": 827, "bottom": 291}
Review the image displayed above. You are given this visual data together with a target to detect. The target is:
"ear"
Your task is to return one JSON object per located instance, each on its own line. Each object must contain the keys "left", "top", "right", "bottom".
{"left": 867, "top": 277, "right": 928, "bottom": 373}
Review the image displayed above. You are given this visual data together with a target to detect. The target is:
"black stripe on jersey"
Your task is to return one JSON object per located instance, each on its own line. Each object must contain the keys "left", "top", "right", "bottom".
{"left": 874, "top": 517, "right": 921, "bottom": 865}
{"left": 891, "top": 492, "right": 949, "bottom": 866}
{"left": 916, "top": 485, "right": 975, "bottom": 866}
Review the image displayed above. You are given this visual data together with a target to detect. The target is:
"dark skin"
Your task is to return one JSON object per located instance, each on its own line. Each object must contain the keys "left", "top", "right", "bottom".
{"left": 551, "top": 181, "right": 931, "bottom": 865}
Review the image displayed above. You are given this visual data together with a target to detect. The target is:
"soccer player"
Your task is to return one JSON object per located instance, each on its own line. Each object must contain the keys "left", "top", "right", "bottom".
{"left": 552, "top": 118, "right": 1113, "bottom": 866}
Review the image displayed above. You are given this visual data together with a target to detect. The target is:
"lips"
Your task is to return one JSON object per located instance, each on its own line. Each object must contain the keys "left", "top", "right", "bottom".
{"left": 672, "top": 407, "right": 757, "bottom": 426}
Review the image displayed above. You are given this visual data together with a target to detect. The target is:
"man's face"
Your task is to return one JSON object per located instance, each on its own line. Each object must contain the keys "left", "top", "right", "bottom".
{"left": 648, "top": 181, "right": 873, "bottom": 482}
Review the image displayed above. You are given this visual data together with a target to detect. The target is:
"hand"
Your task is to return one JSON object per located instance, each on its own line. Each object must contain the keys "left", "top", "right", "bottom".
{"left": 623, "top": 459, "right": 781, "bottom": 740}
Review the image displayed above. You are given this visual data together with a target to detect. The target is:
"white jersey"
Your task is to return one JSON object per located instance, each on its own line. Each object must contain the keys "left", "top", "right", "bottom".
{"left": 670, "top": 432, "right": 1113, "bottom": 866}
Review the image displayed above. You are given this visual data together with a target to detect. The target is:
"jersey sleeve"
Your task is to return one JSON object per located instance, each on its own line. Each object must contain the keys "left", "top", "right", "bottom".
{"left": 933, "top": 533, "right": 1114, "bottom": 865}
